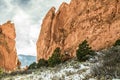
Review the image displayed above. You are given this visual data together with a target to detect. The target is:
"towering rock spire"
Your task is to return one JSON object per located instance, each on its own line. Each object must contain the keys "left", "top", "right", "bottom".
{"left": 0, "top": 21, "right": 19, "bottom": 71}
{"left": 37, "top": 0, "right": 120, "bottom": 60}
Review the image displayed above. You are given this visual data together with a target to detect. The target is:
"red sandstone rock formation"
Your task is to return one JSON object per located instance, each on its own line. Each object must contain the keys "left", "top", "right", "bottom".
{"left": 0, "top": 21, "right": 19, "bottom": 71}
{"left": 37, "top": 0, "right": 120, "bottom": 60}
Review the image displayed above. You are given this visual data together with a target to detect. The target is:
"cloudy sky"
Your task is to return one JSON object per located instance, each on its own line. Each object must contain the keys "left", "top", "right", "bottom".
{"left": 0, "top": 0, "right": 70, "bottom": 56}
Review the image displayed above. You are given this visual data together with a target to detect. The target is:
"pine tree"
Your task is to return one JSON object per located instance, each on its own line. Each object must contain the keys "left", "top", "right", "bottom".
{"left": 76, "top": 40, "right": 95, "bottom": 61}
{"left": 113, "top": 39, "right": 120, "bottom": 46}
{"left": 37, "top": 59, "right": 48, "bottom": 68}
{"left": 48, "top": 47, "right": 61, "bottom": 67}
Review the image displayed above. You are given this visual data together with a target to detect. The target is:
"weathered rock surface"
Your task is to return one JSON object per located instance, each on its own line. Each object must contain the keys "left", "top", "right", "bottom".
{"left": 0, "top": 21, "right": 19, "bottom": 71}
{"left": 37, "top": 0, "right": 120, "bottom": 60}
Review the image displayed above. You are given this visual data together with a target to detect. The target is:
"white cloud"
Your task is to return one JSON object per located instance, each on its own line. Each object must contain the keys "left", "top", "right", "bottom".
{"left": 0, "top": 0, "right": 71, "bottom": 56}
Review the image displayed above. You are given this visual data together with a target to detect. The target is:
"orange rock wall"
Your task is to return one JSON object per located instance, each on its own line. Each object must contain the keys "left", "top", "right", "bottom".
{"left": 37, "top": 0, "right": 120, "bottom": 60}
{"left": 0, "top": 21, "right": 19, "bottom": 71}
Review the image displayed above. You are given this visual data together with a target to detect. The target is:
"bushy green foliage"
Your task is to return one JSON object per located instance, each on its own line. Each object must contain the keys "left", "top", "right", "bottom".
{"left": 0, "top": 68, "right": 3, "bottom": 78}
{"left": 48, "top": 47, "right": 62, "bottom": 67}
{"left": 28, "top": 62, "right": 37, "bottom": 69}
{"left": 113, "top": 39, "right": 120, "bottom": 46}
{"left": 76, "top": 40, "right": 95, "bottom": 61}
{"left": 37, "top": 59, "right": 48, "bottom": 68}
{"left": 28, "top": 47, "right": 62, "bottom": 69}
{"left": 0, "top": 68, "right": 3, "bottom": 74}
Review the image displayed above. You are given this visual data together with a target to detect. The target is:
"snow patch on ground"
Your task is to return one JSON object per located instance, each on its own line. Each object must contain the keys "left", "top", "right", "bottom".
{"left": 3, "top": 59, "right": 96, "bottom": 80}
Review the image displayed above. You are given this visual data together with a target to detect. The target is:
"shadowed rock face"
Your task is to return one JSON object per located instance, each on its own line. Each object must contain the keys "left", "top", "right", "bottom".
{"left": 0, "top": 21, "right": 19, "bottom": 71}
{"left": 37, "top": 0, "right": 120, "bottom": 60}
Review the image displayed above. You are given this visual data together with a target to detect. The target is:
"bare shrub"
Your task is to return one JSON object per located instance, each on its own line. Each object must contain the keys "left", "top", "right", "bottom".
{"left": 91, "top": 46, "right": 120, "bottom": 79}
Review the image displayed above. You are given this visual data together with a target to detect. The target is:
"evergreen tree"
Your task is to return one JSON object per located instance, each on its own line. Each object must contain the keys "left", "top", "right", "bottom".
{"left": 48, "top": 47, "right": 61, "bottom": 67}
{"left": 28, "top": 62, "right": 37, "bottom": 69}
{"left": 113, "top": 39, "right": 120, "bottom": 46}
{"left": 37, "top": 59, "right": 48, "bottom": 68}
{"left": 76, "top": 40, "right": 95, "bottom": 61}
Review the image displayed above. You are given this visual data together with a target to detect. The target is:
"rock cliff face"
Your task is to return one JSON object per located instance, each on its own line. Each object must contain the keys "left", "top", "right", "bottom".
{"left": 0, "top": 21, "right": 19, "bottom": 71}
{"left": 37, "top": 0, "right": 120, "bottom": 60}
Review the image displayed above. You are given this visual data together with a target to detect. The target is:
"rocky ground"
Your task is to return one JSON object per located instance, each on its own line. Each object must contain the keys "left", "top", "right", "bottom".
{"left": 1, "top": 55, "right": 99, "bottom": 80}
{"left": 3, "top": 51, "right": 120, "bottom": 80}
{"left": 2, "top": 51, "right": 120, "bottom": 80}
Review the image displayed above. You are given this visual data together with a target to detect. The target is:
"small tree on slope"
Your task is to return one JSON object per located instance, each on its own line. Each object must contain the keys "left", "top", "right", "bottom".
{"left": 48, "top": 47, "right": 61, "bottom": 67}
{"left": 76, "top": 40, "right": 95, "bottom": 61}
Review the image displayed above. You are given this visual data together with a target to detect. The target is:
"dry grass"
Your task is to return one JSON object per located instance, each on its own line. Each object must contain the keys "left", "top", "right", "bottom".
{"left": 91, "top": 46, "right": 120, "bottom": 79}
